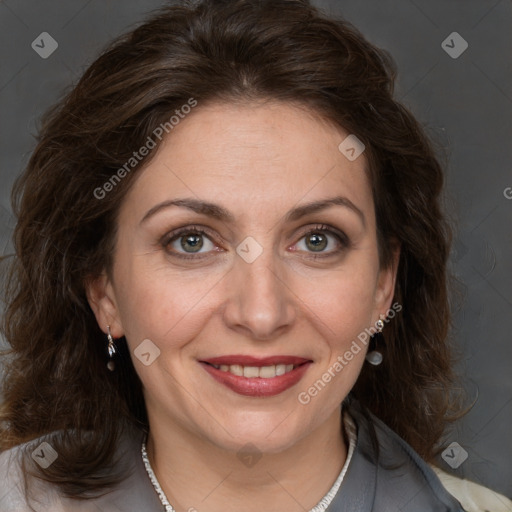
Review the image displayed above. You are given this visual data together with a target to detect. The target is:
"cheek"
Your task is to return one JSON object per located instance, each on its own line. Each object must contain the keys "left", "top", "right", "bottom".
{"left": 292, "top": 257, "right": 379, "bottom": 342}
{"left": 293, "top": 266, "right": 376, "bottom": 412}
{"left": 113, "top": 256, "right": 222, "bottom": 349}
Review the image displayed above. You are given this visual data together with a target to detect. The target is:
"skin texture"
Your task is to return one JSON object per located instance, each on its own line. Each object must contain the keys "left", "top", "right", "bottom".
{"left": 87, "top": 101, "right": 399, "bottom": 512}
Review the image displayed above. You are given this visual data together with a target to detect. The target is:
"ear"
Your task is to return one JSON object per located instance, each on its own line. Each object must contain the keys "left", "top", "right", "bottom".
{"left": 85, "top": 273, "right": 124, "bottom": 338}
{"left": 373, "top": 241, "right": 401, "bottom": 319}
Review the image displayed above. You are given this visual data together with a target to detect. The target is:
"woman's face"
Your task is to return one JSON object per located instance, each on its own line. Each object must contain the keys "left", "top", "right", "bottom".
{"left": 88, "top": 101, "right": 398, "bottom": 453}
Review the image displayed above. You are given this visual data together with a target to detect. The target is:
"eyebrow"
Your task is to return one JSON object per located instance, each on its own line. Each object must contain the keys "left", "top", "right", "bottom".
{"left": 140, "top": 196, "right": 365, "bottom": 227}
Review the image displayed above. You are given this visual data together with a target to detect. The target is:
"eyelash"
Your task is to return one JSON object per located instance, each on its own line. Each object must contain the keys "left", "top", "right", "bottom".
{"left": 161, "top": 224, "right": 350, "bottom": 261}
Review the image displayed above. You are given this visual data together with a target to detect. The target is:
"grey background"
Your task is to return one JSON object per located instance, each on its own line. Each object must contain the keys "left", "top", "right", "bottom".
{"left": 1, "top": 0, "right": 511, "bottom": 500}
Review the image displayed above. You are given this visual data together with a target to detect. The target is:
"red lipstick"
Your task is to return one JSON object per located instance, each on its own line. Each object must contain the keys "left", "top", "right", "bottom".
{"left": 199, "top": 355, "right": 312, "bottom": 397}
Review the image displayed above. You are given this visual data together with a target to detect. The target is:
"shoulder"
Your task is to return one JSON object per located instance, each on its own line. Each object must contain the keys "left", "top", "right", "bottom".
{"left": 346, "top": 400, "right": 512, "bottom": 512}
{"left": 345, "top": 399, "right": 467, "bottom": 511}
{"left": 431, "top": 465, "right": 512, "bottom": 512}
{"left": 0, "top": 437, "right": 69, "bottom": 511}
{"left": 0, "top": 427, "right": 153, "bottom": 512}
{"left": 0, "top": 443, "right": 26, "bottom": 511}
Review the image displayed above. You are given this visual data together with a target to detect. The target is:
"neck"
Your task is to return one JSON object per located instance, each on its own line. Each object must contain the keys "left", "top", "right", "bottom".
{"left": 146, "top": 407, "right": 346, "bottom": 512}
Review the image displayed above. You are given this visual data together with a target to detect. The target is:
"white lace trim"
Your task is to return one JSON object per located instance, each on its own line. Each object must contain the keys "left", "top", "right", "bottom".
{"left": 309, "top": 410, "right": 357, "bottom": 512}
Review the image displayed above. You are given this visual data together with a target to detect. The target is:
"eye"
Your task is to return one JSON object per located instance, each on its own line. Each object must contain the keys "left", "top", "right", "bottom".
{"left": 161, "top": 224, "right": 349, "bottom": 261}
{"left": 162, "top": 226, "right": 218, "bottom": 258}
{"left": 293, "top": 224, "right": 348, "bottom": 256}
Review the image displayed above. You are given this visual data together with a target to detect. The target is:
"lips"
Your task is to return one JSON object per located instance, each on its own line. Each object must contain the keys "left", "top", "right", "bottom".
{"left": 199, "top": 355, "right": 312, "bottom": 397}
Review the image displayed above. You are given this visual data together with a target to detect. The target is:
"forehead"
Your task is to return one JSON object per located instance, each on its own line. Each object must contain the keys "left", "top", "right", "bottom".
{"left": 121, "top": 101, "right": 374, "bottom": 225}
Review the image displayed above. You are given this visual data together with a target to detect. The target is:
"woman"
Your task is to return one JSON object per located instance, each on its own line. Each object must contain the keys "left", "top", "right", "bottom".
{"left": 1, "top": 1, "right": 509, "bottom": 511}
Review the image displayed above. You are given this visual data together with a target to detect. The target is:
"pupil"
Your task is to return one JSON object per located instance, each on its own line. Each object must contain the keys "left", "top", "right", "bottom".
{"left": 306, "top": 233, "right": 327, "bottom": 252}
{"left": 181, "top": 234, "right": 203, "bottom": 252}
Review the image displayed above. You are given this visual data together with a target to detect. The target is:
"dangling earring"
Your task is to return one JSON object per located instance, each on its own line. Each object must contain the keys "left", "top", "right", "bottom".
{"left": 365, "top": 317, "right": 385, "bottom": 366}
{"left": 106, "top": 325, "right": 116, "bottom": 371}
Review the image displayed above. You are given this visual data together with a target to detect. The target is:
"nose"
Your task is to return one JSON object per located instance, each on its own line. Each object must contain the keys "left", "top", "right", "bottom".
{"left": 222, "top": 249, "right": 297, "bottom": 341}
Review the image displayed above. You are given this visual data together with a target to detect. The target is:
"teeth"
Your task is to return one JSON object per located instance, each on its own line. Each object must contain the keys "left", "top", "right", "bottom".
{"left": 212, "top": 363, "right": 298, "bottom": 378}
{"left": 230, "top": 364, "right": 244, "bottom": 376}
{"left": 243, "top": 366, "right": 260, "bottom": 378}
{"left": 275, "top": 364, "right": 286, "bottom": 376}
{"left": 259, "top": 365, "right": 276, "bottom": 378}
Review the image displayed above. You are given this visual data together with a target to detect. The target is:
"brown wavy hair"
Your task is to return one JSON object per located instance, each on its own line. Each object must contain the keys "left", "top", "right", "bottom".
{"left": 1, "top": 0, "right": 461, "bottom": 499}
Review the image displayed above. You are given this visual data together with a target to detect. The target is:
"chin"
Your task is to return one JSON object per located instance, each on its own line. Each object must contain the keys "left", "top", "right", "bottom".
{"left": 207, "top": 409, "right": 313, "bottom": 454}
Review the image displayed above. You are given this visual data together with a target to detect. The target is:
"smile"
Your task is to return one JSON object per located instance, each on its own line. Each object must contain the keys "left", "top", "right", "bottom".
{"left": 199, "top": 355, "right": 312, "bottom": 397}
